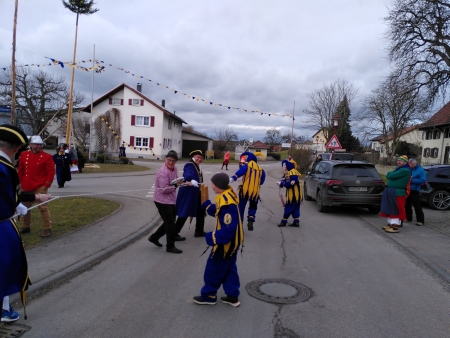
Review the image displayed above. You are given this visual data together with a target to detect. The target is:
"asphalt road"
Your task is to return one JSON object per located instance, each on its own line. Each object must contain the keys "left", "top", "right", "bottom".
{"left": 18, "top": 161, "right": 450, "bottom": 337}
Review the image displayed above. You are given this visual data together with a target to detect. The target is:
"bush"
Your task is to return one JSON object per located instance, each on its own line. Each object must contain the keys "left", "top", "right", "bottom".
{"left": 96, "top": 154, "right": 105, "bottom": 163}
{"left": 119, "top": 156, "right": 130, "bottom": 164}
{"left": 268, "top": 152, "right": 281, "bottom": 160}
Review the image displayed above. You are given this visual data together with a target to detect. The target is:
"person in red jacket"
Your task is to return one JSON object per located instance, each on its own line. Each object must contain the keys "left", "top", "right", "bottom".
{"left": 18, "top": 135, "right": 55, "bottom": 237}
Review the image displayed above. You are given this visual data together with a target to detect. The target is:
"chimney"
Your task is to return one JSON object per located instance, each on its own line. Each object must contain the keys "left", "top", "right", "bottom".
{"left": 137, "top": 83, "right": 142, "bottom": 92}
{"left": 162, "top": 99, "right": 165, "bottom": 107}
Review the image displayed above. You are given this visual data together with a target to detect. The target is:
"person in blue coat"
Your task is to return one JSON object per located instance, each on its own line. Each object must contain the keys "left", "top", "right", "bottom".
{"left": 229, "top": 152, "right": 266, "bottom": 231}
{"left": 175, "top": 150, "right": 205, "bottom": 238}
{"left": 194, "top": 172, "right": 244, "bottom": 307}
{"left": 53, "top": 144, "right": 73, "bottom": 188}
{"left": 0, "top": 124, "right": 49, "bottom": 322}
{"left": 405, "top": 158, "right": 426, "bottom": 225}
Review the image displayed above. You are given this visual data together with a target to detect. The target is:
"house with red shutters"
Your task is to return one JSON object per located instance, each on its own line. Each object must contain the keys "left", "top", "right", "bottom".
{"left": 82, "top": 83, "right": 186, "bottom": 159}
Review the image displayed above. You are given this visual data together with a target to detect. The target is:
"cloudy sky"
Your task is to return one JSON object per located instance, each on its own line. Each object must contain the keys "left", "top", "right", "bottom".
{"left": 0, "top": 0, "right": 392, "bottom": 142}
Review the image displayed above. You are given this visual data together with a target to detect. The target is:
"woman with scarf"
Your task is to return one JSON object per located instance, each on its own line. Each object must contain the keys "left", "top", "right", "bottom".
{"left": 380, "top": 155, "right": 412, "bottom": 233}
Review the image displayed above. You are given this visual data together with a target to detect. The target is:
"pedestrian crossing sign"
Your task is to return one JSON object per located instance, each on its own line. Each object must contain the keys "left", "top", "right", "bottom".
{"left": 325, "top": 135, "right": 342, "bottom": 149}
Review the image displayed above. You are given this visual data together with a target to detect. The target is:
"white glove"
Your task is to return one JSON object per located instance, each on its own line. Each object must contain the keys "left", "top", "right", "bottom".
{"left": 229, "top": 177, "right": 235, "bottom": 183}
{"left": 16, "top": 203, "right": 28, "bottom": 216}
{"left": 38, "top": 194, "right": 52, "bottom": 202}
{"left": 190, "top": 180, "right": 199, "bottom": 187}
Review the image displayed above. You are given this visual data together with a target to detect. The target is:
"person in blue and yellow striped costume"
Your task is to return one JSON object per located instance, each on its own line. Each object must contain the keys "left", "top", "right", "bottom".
{"left": 194, "top": 172, "right": 244, "bottom": 307}
{"left": 229, "top": 152, "right": 265, "bottom": 231}
{"left": 278, "top": 160, "right": 302, "bottom": 227}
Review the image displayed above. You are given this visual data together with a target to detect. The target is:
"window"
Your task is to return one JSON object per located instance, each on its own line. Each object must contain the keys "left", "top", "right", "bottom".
{"left": 436, "top": 169, "right": 450, "bottom": 179}
{"left": 134, "top": 137, "right": 154, "bottom": 148}
{"left": 112, "top": 98, "right": 121, "bottom": 105}
{"left": 168, "top": 119, "right": 172, "bottom": 130}
{"left": 426, "top": 131, "right": 432, "bottom": 140}
{"left": 432, "top": 147, "right": 439, "bottom": 158}
{"left": 434, "top": 130, "right": 441, "bottom": 139}
{"left": 128, "top": 99, "right": 144, "bottom": 106}
{"left": 423, "top": 148, "right": 430, "bottom": 158}
{"left": 136, "top": 116, "right": 150, "bottom": 126}
{"left": 444, "top": 128, "right": 450, "bottom": 138}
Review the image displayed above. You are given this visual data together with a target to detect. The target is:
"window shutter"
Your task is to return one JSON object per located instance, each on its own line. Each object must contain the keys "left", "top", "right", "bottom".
{"left": 140, "top": 99, "right": 144, "bottom": 106}
{"left": 129, "top": 99, "right": 132, "bottom": 105}
{"left": 130, "top": 136, "right": 134, "bottom": 147}
{"left": 120, "top": 99, "right": 124, "bottom": 105}
{"left": 150, "top": 137, "right": 154, "bottom": 148}
{"left": 150, "top": 116, "right": 155, "bottom": 127}
{"left": 131, "top": 115, "right": 136, "bottom": 126}
{"left": 109, "top": 98, "right": 112, "bottom": 104}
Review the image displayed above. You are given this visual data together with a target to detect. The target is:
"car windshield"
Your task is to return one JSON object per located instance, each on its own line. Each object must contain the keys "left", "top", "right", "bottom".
{"left": 333, "top": 165, "right": 379, "bottom": 178}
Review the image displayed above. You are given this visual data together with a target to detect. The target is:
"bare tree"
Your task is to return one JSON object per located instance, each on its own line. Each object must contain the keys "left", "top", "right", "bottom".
{"left": 303, "top": 79, "right": 358, "bottom": 140}
{"left": 385, "top": 0, "right": 450, "bottom": 102}
{"left": 0, "top": 67, "right": 85, "bottom": 135}
{"left": 362, "top": 76, "right": 428, "bottom": 163}
{"left": 72, "top": 114, "right": 90, "bottom": 151}
{"left": 263, "top": 128, "right": 282, "bottom": 150}
{"left": 213, "top": 127, "right": 238, "bottom": 157}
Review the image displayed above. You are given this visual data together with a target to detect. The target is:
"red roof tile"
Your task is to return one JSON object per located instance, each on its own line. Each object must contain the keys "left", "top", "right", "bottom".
{"left": 420, "top": 101, "right": 450, "bottom": 128}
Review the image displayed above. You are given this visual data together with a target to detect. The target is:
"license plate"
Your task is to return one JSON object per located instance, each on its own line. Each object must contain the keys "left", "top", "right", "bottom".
{"left": 348, "top": 187, "right": 368, "bottom": 192}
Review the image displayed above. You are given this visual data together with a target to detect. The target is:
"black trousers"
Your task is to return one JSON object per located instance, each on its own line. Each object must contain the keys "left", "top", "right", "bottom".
{"left": 176, "top": 195, "right": 205, "bottom": 234}
{"left": 405, "top": 190, "right": 424, "bottom": 223}
{"left": 152, "top": 202, "right": 177, "bottom": 248}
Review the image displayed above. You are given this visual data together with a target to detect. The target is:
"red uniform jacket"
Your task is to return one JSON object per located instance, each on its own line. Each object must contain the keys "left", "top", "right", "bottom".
{"left": 18, "top": 150, "right": 55, "bottom": 191}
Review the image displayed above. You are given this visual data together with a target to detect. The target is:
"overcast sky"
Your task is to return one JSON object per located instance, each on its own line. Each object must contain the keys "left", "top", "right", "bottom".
{"left": 0, "top": 0, "right": 392, "bottom": 142}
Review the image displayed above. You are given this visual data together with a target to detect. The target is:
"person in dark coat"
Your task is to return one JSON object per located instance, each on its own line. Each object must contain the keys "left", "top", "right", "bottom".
{"left": 175, "top": 150, "right": 205, "bottom": 238}
{"left": 0, "top": 124, "right": 50, "bottom": 322}
{"left": 53, "top": 144, "right": 73, "bottom": 188}
{"left": 77, "top": 150, "right": 85, "bottom": 173}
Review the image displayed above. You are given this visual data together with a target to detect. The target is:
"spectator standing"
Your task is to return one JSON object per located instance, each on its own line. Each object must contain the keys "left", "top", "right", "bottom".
{"left": 69, "top": 144, "right": 78, "bottom": 166}
{"left": 277, "top": 160, "right": 302, "bottom": 227}
{"left": 77, "top": 149, "right": 85, "bottom": 173}
{"left": 380, "top": 155, "right": 412, "bottom": 233}
{"left": 148, "top": 151, "right": 184, "bottom": 253}
{"left": 176, "top": 150, "right": 206, "bottom": 237}
{"left": 194, "top": 172, "right": 244, "bottom": 307}
{"left": 18, "top": 135, "right": 55, "bottom": 237}
{"left": 221, "top": 151, "right": 230, "bottom": 170}
{"left": 53, "top": 144, "right": 73, "bottom": 188}
{"left": 119, "top": 142, "right": 126, "bottom": 158}
{"left": 405, "top": 158, "right": 426, "bottom": 226}
{"left": 0, "top": 124, "right": 50, "bottom": 322}
{"left": 229, "top": 151, "right": 265, "bottom": 231}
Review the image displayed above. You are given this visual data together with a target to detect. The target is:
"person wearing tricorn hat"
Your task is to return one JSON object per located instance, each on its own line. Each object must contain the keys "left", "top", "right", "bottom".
{"left": 0, "top": 124, "right": 51, "bottom": 322}
{"left": 148, "top": 150, "right": 184, "bottom": 253}
{"left": 193, "top": 172, "right": 244, "bottom": 307}
{"left": 175, "top": 149, "right": 206, "bottom": 238}
{"left": 53, "top": 144, "right": 73, "bottom": 188}
{"left": 18, "top": 135, "right": 55, "bottom": 237}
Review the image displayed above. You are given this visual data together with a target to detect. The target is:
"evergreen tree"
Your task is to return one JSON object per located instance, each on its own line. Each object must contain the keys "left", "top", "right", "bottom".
{"left": 333, "top": 95, "right": 360, "bottom": 152}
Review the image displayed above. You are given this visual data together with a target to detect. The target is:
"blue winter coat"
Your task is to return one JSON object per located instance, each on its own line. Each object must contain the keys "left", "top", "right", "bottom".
{"left": 410, "top": 165, "right": 426, "bottom": 192}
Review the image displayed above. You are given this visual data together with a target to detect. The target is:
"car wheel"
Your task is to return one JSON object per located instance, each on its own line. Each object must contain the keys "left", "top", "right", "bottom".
{"left": 304, "top": 184, "right": 312, "bottom": 201}
{"left": 428, "top": 190, "right": 450, "bottom": 210}
{"left": 368, "top": 205, "right": 380, "bottom": 214}
{"left": 316, "top": 190, "right": 327, "bottom": 212}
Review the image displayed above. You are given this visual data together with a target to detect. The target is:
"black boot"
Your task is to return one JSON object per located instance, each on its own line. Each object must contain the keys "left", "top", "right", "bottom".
{"left": 247, "top": 221, "right": 254, "bottom": 231}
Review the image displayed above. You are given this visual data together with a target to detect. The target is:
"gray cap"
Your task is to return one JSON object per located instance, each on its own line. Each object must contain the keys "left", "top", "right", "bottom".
{"left": 211, "top": 172, "right": 229, "bottom": 190}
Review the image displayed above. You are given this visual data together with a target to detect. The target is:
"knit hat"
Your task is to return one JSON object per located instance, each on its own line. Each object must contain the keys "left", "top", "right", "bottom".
{"left": 166, "top": 150, "right": 178, "bottom": 160}
{"left": 211, "top": 172, "right": 229, "bottom": 190}
{"left": 0, "top": 124, "right": 28, "bottom": 145}
{"left": 398, "top": 155, "right": 408, "bottom": 163}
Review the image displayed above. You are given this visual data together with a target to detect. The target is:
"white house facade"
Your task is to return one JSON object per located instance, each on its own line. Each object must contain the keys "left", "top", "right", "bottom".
{"left": 82, "top": 83, "right": 186, "bottom": 159}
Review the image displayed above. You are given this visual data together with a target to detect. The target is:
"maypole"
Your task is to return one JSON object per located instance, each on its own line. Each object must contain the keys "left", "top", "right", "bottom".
{"left": 10, "top": 0, "right": 19, "bottom": 125}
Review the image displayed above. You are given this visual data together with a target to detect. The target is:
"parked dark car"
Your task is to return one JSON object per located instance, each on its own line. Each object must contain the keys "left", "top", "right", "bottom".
{"left": 304, "top": 160, "right": 385, "bottom": 213}
{"left": 419, "top": 164, "right": 450, "bottom": 210}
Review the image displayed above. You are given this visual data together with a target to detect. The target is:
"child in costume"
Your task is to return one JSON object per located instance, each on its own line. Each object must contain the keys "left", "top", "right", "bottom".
{"left": 229, "top": 151, "right": 265, "bottom": 231}
{"left": 194, "top": 172, "right": 244, "bottom": 307}
{"left": 278, "top": 160, "right": 303, "bottom": 227}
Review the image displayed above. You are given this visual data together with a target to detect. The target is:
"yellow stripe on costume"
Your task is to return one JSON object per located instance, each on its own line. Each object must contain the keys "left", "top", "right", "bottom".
{"left": 240, "top": 161, "right": 263, "bottom": 200}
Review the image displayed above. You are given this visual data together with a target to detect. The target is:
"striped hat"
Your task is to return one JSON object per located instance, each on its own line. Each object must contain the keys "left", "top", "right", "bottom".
{"left": 397, "top": 155, "right": 408, "bottom": 163}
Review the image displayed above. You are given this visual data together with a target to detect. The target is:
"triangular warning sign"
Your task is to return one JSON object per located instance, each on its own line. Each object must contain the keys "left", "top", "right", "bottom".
{"left": 325, "top": 134, "right": 342, "bottom": 149}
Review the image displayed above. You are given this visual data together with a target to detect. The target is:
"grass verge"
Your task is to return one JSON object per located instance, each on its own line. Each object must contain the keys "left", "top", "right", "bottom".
{"left": 82, "top": 163, "right": 149, "bottom": 173}
{"left": 19, "top": 197, "right": 120, "bottom": 248}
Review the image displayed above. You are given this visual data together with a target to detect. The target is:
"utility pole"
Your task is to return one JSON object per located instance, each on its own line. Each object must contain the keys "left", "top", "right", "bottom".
{"left": 290, "top": 101, "right": 295, "bottom": 154}
{"left": 10, "top": 0, "right": 18, "bottom": 125}
{"left": 89, "top": 45, "right": 95, "bottom": 160}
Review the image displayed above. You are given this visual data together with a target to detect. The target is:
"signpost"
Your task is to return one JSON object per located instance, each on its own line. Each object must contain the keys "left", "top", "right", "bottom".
{"left": 325, "top": 134, "right": 342, "bottom": 149}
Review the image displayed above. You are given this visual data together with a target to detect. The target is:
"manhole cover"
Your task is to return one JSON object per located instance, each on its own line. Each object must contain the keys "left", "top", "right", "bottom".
{"left": 246, "top": 278, "right": 311, "bottom": 304}
{"left": 0, "top": 323, "right": 31, "bottom": 338}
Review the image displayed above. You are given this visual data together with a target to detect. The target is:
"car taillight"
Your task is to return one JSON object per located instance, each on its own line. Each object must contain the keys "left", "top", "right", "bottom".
{"left": 326, "top": 180, "right": 343, "bottom": 186}
{"left": 373, "top": 180, "right": 385, "bottom": 187}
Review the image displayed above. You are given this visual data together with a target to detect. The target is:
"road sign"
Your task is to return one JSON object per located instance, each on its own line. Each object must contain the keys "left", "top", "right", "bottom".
{"left": 325, "top": 135, "right": 342, "bottom": 149}
{"left": 281, "top": 143, "right": 291, "bottom": 148}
